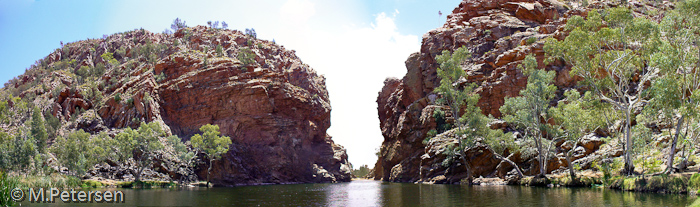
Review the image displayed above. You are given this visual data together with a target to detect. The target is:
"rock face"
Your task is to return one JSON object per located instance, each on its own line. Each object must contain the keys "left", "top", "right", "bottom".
{"left": 373, "top": 0, "right": 603, "bottom": 182}
{"left": 5, "top": 26, "right": 351, "bottom": 185}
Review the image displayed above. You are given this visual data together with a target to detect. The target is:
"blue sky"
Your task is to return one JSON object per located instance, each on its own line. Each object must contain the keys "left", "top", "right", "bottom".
{"left": 0, "top": 0, "right": 461, "bottom": 167}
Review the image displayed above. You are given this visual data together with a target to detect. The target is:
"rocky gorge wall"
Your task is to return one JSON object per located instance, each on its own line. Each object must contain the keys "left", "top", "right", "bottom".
{"left": 4, "top": 26, "right": 351, "bottom": 185}
{"left": 372, "top": 0, "right": 669, "bottom": 183}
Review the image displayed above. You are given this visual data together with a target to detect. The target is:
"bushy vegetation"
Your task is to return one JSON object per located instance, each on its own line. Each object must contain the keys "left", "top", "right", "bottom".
{"left": 425, "top": 0, "right": 700, "bottom": 190}
{"left": 191, "top": 124, "right": 232, "bottom": 187}
{"left": 352, "top": 165, "right": 371, "bottom": 178}
{"left": 238, "top": 47, "right": 256, "bottom": 67}
{"left": 433, "top": 46, "right": 522, "bottom": 182}
{"left": 0, "top": 171, "right": 19, "bottom": 207}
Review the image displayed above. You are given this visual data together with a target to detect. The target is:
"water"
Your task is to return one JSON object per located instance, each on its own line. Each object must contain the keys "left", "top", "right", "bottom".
{"left": 17, "top": 180, "right": 696, "bottom": 206}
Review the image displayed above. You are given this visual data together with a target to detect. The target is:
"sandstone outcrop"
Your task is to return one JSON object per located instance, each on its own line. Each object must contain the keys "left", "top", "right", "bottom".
{"left": 4, "top": 26, "right": 351, "bottom": 185}
{"left": 371, "top": 0, "right": 664, "bottom": 182}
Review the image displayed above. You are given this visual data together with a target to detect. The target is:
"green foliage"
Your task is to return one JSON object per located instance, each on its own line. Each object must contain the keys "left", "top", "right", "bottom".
{"left": 216, "top": 45, "right": 224, "bottom": 57}
{"left": 432, "top": 108, "right": 452, "bottom": 133}
{"left": 191, "top": 124, "right": 231, "bottom": 162}
{"left": 191, "top": 124, "right": 232, "bottom": 186}
{"left": 423, "top": 129, "right": 438, "bottom": 145}
{"left": 16, "top": 174, "right": 82, "bottom": 189}
{"left": 593, "top": 158, "right": 624, "bottom": 186}
{"left": 114, "top": 122, "right": 165, "bottom": 181}
{"left": 0, "top": 171, "right": 19, "bottom": 207}
{"left": 238, "top": 48, "right": 256, "bottom": 67}
{"left": 100, "top": 52, "right": 119, "bottom": 67}
{"left": 156, "top": 72, "right": 167, "bottom": 82}
{"left": 434, "top": 46, "right": 479, "bottom": 152}
{"left": 526, "top": 36, "right": 537, "bottom": 45}
{"left": 50, "top": 129, "right": 106, "bottom": 176}
{"left": 0, "top": 130, "right": 36, "bottom": 172}
{"left": 77, "top": 65, "right": 90, "bottom": 78}
{"left": 81, "top": 180, "right": 104, "bottom": 188}
{"left": 352, "top": 164, "right": 371, "bottom": 178}
{"left": 245, "top": 28, "right": 257, "bottom": 39}
{"left": 92, "top": 63, "right": 106, "bottom": 78}
{"left": 500, "top": 54, "right": 556, "bottom": 176}
{"left": 0, "top": 100, "right": 8, "bottom": 125}
{"left": 690, "top": 173, "right": 700, "bottom": 190}
{"left": 167, "top": 135, "right": 195, "bottom": 171}
{"left": 545, "top": 7, "right": 660, "bottom": 174}
{"left": 127, "top": 98, "right": 134, "bottom": 107}
{"left": 115, "top": 93, "right": 122, "bottom": 103}
{"left": 170, "top": 18, "right": 187, "bottom": 32}
{"left": 136, "top": 40, "right": 166, "bottom": 64}
{"left": 43, "top": 111, "right": 60, "bottom": 140}
{"left": 30, "top": 107, "right": 48, "bottom": 153}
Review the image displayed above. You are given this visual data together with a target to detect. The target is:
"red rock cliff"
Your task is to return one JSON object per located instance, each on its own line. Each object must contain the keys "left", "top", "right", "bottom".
{"left": 4, "top": 26, "right": 351, "bottom": 185}
{"left": 372, "top": 0, "right": 604, "bottom": 182}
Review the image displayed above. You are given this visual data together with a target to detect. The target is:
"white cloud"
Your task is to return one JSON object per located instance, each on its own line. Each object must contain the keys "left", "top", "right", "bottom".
{"left": 279, "top": 10, "right": 420, "bottom": 167}
{"left": 280, "top": 0, "right": 316, "bottom": 26}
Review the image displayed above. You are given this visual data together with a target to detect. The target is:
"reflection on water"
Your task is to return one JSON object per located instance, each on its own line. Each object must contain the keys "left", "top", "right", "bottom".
{"left": 19, "top": 180, "right": 695, "bottom": 206}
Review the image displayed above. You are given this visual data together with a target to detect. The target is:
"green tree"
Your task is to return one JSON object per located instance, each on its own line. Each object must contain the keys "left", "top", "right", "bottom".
{"left": 544, "top": 8, "right": 660, "bottom": 174}
{"left": 50, "top": 129, "right": 107, "bottom": 177}
{"left": 191, "top": 124, "right": 232, "bottom": 187}
{"left": 167, "top": 135, "right": 198, "bottom": 184}
{"left": 500, "top": 54, "right": 557, "bottom": 178}
{"left": 643, "top": 0, "right": 700, "bottom": 174}
{"left": 352, "top": 165, "right": 371, "bottom": 178}
{"left": 0, "top": 100, "right": 9, "bottom": 125}
{"left": 433, "top": 46, "right": 478, "bottom": 183}
{"left": 30, "top": 107, "right": 48, "bottom": 153}
{"left": 432, "top": 46, "right": 523, "bottom": 182}
{"left": 550, "top": 90, "right": 602, "bottom": 181}
{"left": 101, "top": 52, "right": 119, "bottom": 68}
{"left": 114, "top": 122, "right": 165, "bottom": 182}
{"left": 0, "top": 130, "right": 40, "bottom": 174}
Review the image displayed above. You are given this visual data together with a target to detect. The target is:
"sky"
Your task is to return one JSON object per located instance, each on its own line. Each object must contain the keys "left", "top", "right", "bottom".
{"left": 0, "top": 0, "right": 461, "bottom": 168}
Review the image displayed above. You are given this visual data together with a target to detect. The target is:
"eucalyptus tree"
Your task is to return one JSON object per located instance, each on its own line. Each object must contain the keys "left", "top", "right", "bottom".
{"left": 544, "top": 8, "right": 660, "bottom": 174}
{"left": 645, "top": 0, "right": 700, "bottom": 173}
{"left": 433, "top": 46, "right": 480, "bottom": 183}
{"left": 550, "top": 90, "right": 602, "bottom": 181}
{"left": 433, "top": 46, "right": 524, "bottom": 182}
{"left": 114, "top": 122, "right": 165, "bottom": 182}
{"left": 51, "top": 129, "right": 107, "bottom": 177}
{"left": 191, "top": 124, "right": 232, "bottom": 187}
{"left": 500, "top": 55, "right": 557, "bottom": 177}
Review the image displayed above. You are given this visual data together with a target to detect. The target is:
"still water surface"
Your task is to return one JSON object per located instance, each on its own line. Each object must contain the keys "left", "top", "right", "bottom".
{"left": 19, "top": 180, "right": 697, "bottom": 206}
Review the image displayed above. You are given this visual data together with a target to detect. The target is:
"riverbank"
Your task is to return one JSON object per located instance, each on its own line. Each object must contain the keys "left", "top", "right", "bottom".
{"left": 473, "top": 169, "right": 700, "bottom": 195}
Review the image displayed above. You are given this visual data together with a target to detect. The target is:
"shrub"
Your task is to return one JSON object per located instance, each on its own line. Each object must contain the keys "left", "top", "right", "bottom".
{"left": 216, "top": 45, "right": 224, "bottom": 57}
{"left": 77, "top": 65, "right": 90, "bottom": 78}
{"left": 81, "top": 180, "right": 104, "bottom": 188}
{"left": 127, "top": 98, "right": 134, "bottom": 107}
{"left": 156, "top": 72, "right": 167, "bottom": 82}
{"left": 0, "top": 171, "right": 19, "bottom": 206}
{"left": 93, "top": 63, "right": 106, "bottom": 77}
{"left": 238, "top": 48, "right": 255, "bottom": 67}
{"left": 526, "top": 36, "right": 537, "bottom": 45}
{"left": 171, "top": 18, "right": 187, "bottom": 32}
{"left": 245, "top": 28, "right": 257, "bottom": 39}
{"left": 666, "top": 177, "right": 687, "bottom": 193}
{"left": 433, "top": 108, "right": 452, "bottom": 133}
{"left": 690, "top": 173, "right": 700, "bottom": 190}
{"left": 115, "top": 93, "right": 122, "bottom": 102}
{"left": 423, "top": 129, "right": 438, "bottom": 144}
